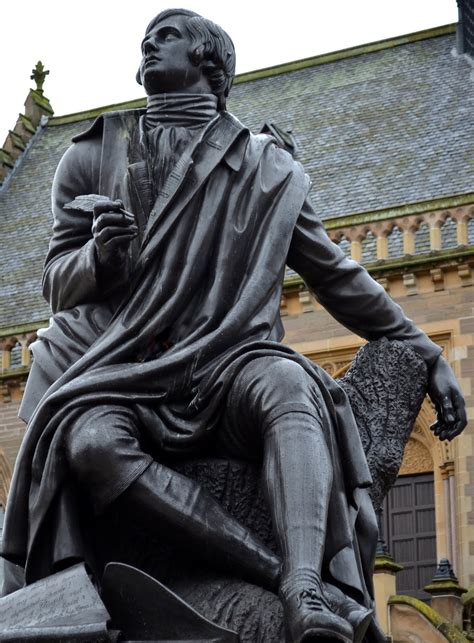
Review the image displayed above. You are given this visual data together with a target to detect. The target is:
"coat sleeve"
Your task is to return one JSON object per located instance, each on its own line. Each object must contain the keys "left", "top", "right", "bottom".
{"left": 43, "top": 137, "right": 128, "bottom": 314}
{"left": 287, "top": 197, "right": 442, "bottom": 367}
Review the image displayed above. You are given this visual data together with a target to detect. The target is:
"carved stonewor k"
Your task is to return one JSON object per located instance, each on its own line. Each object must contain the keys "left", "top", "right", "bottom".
{"left": 1, "top": 8, "right": 466, "bottom": 643}
{"left": 30, "top": 61, "right": 49, "bottom": 95}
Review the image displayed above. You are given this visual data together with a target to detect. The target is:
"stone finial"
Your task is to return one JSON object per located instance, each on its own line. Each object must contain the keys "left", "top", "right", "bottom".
{"left": 424, "top": 558, "right": 466, "bottom": 597}
{"left": 432, "top": 558, "right": 459, "bottom": 583}
{"left": 30, "top": 61, "right": 49, "bottom": 95}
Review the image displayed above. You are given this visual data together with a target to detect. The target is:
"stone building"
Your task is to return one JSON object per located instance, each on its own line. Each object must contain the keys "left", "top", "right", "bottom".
{"left": 0, "top": 13, "right": 473, "bottom": 640}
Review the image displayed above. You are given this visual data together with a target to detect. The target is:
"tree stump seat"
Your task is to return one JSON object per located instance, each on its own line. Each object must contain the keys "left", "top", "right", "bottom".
{"left": 92, "top": 338, "right": 428, "bottom": 642}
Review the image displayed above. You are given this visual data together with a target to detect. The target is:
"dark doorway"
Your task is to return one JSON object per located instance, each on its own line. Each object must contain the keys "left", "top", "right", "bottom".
{"left": 383, "top": 473, "right": 437, "bottom": 601}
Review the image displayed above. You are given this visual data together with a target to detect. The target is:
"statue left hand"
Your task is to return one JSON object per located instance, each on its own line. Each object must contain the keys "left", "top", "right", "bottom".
{"left": 428, "top": 355, "right": 467, "bottom": 442}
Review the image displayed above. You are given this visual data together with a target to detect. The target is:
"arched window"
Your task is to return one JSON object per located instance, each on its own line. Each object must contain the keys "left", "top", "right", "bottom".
{"left": 467, "top": 216, "right": 474, "bottom": 245}
{"left": 440, "top": 217, "right": 457, "bottom": 250}
{"left": 10, "top": 342, "right": 22, "bottom": 369}
{"left": 361, "top": 231, "right": 377, "bottom": 263}
{"left": 337, "top": 235, "right": 351, "bottom": 257}
{"left": 387, "top": 226, "right": 404, "bottom": 260}
{"left": 414, "top": 223, "right": 430, "bottom": 254}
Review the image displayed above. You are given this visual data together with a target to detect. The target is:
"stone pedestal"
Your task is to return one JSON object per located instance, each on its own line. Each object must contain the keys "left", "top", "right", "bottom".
{"left": 373, "top": 554, "right": 403, "bottom": 635}
{"left": 424, "top": 558, "right": 467, "bottom": 629}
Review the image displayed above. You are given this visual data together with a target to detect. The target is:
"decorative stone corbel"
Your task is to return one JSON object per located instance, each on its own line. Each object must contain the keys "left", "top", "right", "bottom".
{"left": 457, "top": 263, "right": 472, "bottom": 287}
{"left": 402, "top": 272, "right": 417, "bottom": 296}
{"left": 430, "top": 267, "right": 445, "bottom": 291}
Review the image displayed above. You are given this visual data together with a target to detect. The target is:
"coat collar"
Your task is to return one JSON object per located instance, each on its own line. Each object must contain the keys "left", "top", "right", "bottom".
{"left": 72, "top": 108, "right": 247, "bottom": 174}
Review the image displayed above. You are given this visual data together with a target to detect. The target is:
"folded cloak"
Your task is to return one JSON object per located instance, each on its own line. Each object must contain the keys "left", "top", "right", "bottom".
{"left": 2, "top": 110, "right": 441, "bottom": 597}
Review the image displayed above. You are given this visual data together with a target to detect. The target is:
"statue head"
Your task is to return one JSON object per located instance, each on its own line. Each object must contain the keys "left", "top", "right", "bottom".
{"left": 137, "top": 8, "right": 236, "bottom": 110}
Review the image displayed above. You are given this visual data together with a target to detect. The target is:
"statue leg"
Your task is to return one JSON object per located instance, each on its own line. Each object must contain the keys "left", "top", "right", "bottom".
{"left": 222, "top": 357, "right": 360, "bottom": 643}
{"left": 65, "top": 404, "right": 281, "bottom": 592}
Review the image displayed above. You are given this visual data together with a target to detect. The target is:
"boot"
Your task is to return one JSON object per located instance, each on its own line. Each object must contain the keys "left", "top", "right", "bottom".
{"left": 118, "top": 462, "right": 281, "bottom": 592}
{"left": 324, "top": 582, "right": 373, "bottom": 643}
{"left": 280, "top": 571, "right": 353, "bottom": 643}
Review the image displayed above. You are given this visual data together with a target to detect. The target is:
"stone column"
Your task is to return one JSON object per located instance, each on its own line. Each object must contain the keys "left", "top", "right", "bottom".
{"left": 376, "top": 235, "right": 388, "bottom": 260}
{"left": 373, "top": 507, "right": 403, "bottom": 635}
{"left": 403, "top": 229, "right": 415, "bottom": 255}
{"left": 441, "top": 462, "right": 458, "bottom": 573}
{"left": 430, "top": 223, "right": 442, "bottom": 251}
{"left": 351, "top": 239, "right": 362, "bottom": 262}
{"left": 457, "top": 219, "right": 468, "bottom": 246}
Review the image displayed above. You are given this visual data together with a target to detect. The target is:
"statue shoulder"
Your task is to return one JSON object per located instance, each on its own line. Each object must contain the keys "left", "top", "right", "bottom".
{"left": 71, "top": 108, "right": 145, "bottom": 143}
{"left": 250, "top": 131, "right": 307, "bottom": 182}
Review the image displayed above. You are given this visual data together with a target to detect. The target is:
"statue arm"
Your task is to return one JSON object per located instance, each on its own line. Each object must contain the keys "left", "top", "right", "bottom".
{"left": 43, "top": 139, "right": 129, "bottom": 313}
{"left": 286, "top": 197, "right": 442, "bottom": 366}
{"left": 287, "top": 197, "right": 466, "bottom": 439}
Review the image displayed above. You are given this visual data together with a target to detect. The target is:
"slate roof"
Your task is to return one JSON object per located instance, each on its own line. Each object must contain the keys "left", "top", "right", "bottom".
{"left": 1, "top": 29, "right": 473, "bottom": 329}
{"left": 229, "top": 33, "right": 473, "bottom": 218}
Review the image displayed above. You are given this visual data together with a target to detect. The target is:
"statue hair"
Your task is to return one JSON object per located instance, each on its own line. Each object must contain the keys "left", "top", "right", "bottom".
{"left": 137, "top": 8, "right": 236, "bottom": 110}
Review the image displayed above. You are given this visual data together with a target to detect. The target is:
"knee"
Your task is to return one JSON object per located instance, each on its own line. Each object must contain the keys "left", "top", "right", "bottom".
{"left": 261, "top": 357, "right": 313, "bottom": 402}
{"left": 243, "top": 357, "right": 318, "bottom": 427}
{"left": 65, "top": 408, "right": 112, "bottom": 482}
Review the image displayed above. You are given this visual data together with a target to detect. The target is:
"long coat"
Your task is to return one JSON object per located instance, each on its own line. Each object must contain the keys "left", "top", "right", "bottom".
{"left": 2, "top": 110, "right": 441, "bottom": 596}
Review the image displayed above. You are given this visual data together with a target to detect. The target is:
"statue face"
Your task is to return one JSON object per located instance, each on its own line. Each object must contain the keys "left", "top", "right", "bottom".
{"left": 138, "top": 14, "right": 211, "bottom": 95}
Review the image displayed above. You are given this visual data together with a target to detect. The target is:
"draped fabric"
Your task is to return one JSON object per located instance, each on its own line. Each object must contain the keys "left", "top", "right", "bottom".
{"left": 2, "top": 108, "right": 441, "bottom": 599}
{"left": 3, "top": 112, "right": 320, "bottom": 585}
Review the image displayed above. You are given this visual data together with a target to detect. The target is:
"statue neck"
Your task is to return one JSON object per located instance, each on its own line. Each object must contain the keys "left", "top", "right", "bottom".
{"left": 145, "top": 93, "right": 218, "bottom": 130}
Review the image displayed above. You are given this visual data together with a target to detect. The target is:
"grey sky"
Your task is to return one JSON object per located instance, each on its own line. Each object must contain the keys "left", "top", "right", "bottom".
{"left": 0, "top": 0, "right": 457, "bottom": 138}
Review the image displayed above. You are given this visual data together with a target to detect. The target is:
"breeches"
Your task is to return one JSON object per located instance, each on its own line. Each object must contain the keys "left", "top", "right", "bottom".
{"left": 65, "top": 356, "right": 331, "bottom": 513}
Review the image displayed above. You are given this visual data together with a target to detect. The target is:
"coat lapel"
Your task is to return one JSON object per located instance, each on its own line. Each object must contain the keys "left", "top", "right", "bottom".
{"left": 127, "top": 161, "right": 152, "bottom": 241}
{"left": 140, "top": 113, "right": 247, "bottom": 256}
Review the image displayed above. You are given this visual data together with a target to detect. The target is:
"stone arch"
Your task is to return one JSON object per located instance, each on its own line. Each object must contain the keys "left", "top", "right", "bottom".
{"left": 412, "top": 398, "right": 452, "bottom": 466}
{"left": 398, "top": 437, "right": 434, "bottom": 476}
{"left": 333, "top": 362, "right": 352, "bottom": 379}
{"left": 2, "top": 336, "right": 19, "bottom": 351}
{"left": 399, "top": 398, "right": 457, "bottom": 567}
{"left": 26, "top": 332, "right": 38, "bottom": 347}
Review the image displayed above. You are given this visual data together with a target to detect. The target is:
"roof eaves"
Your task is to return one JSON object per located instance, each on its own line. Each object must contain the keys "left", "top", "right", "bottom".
{"left": 283, "top": 246, "right": 474, "bottom": 289}
{"left": 48, "top": 98, "right": 147, "bottom": 126}
{"left": 323, "top": 192, "right": 474, "bottom": 230}
{"left": 0, "top": 320, "right": 49, "bottom": 338}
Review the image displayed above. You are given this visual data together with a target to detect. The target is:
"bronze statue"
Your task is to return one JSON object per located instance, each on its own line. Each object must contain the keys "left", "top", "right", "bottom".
{"left": 1, "top": 9, "right": 466, "bottom": 643}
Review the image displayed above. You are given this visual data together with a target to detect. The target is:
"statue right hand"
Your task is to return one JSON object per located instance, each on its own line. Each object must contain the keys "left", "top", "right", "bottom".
{"left": 92, "top": 199, "right": 138, "bottom": 267}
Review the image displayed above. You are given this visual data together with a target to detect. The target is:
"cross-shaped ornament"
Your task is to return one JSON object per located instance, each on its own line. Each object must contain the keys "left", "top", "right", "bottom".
{"left": 30, "top": 61, "right": 49, "bottom": 94}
